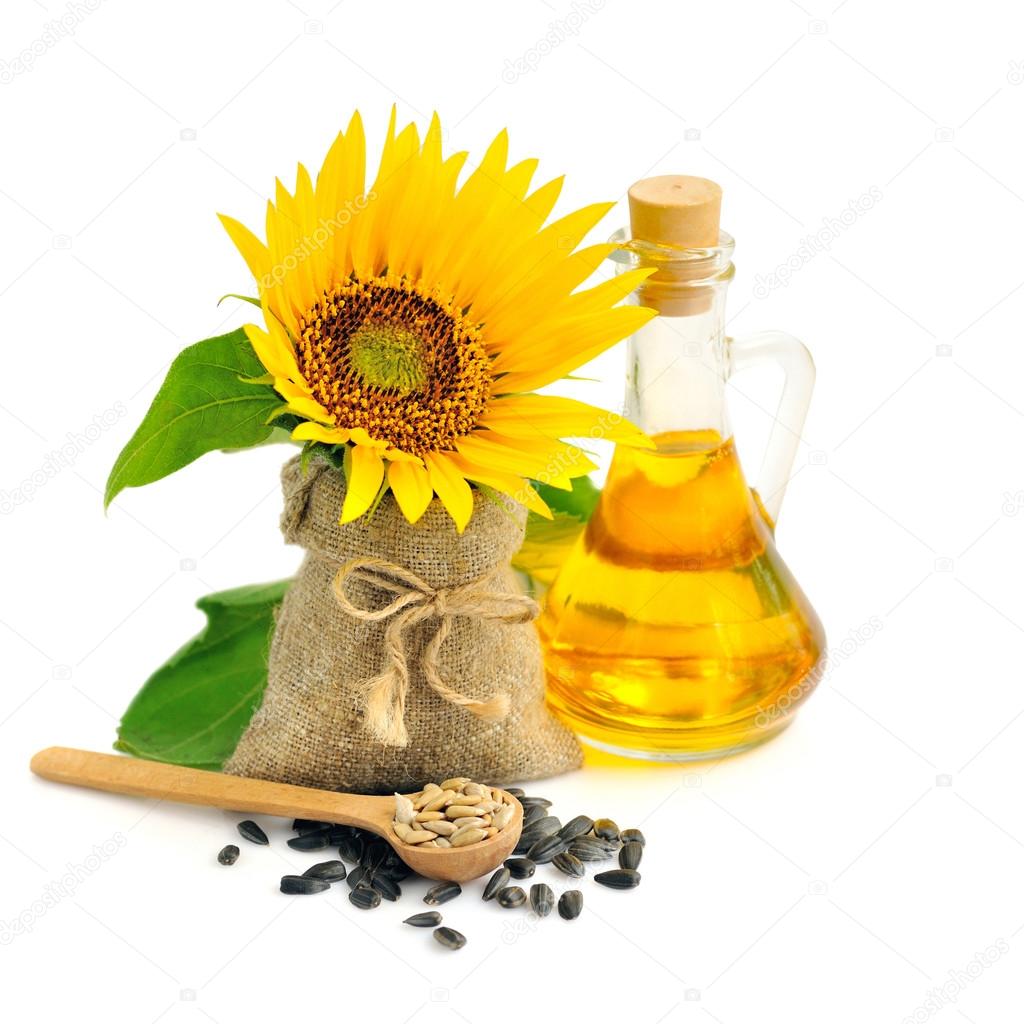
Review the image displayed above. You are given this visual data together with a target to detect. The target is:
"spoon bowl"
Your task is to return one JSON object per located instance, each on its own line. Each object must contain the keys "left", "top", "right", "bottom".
{"left": 30, "top": 746, "right": 523, "bottom": 882}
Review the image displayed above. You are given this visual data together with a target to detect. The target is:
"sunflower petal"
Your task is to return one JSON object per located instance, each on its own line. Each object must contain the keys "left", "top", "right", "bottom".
{"left": 341, "top": 444, "right": 385, "bottom": 523}
{"left": 388, "top": 459, "right": 434, "bottom": 524}
{"left": 424, "top": 452, "right": 474, "bottom": 532}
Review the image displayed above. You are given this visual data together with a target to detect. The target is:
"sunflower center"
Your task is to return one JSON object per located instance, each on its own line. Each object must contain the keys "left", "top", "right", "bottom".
{"left": 295, "top": 275, "right": 492, "bottom": 457}
{"left": 347, "top": 323, "right": 427, "bottom": 396}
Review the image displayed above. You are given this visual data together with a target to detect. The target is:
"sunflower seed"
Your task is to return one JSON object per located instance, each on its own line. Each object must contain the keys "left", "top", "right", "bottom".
{"left": 422, "top": 790, "right": 452, "bottom": 813}
{"left": 302, "top": 860, "right": 347, "bottom": 882}
{"left": 413, "top": 783, "right": 441, "bottom": 810}
{"left": 423, "top": 819, "right": 458, "bottom": 837}
{"left": 594, "top": 868, "right": 641, "bottom": 890}
{"left": 361, "top": 840, "right": 389, "bottom": 870}
{"left": 346, "top": 865, "right": 369, "bottom": 890}
{"left": 349, "top": 886, "right": 381, "bottom": 909}
{"left": 451, "top": 827, "right": 487, "bottom": 848}
{"left": 496, "top": 886, "right": 527, "bottom": 908}
{"left": 327, "top": 826, "right": 353, "bottom": 845}
{"left": 519, "top": 796, "right": 552, "bottom": 809}
{"left": 292, "top": 818, "right": 323, "bottom": 832}
{"left": 287, "top": 832, "right": 330, "bottom": 851}
{"left": 558, "top": 815, "right": 594, "bottom": 842}
{"left": 529, "top": 883, "right": 554, "bottom": 917}
{"left": 237, "top": 820, "right": 269, "bottom": 846}
{"left": 620, "top": 828, "right": 646, "bottom": 847}
{"left": 505, "top": 857, "right": 536, "bottom": 879}
{"left": 217, "top": 845, "right": 239, "bottom": 866}
{"left": 569, "top": 837, "right": 618, "bottom": 861}
{"left": 526, "top": 833, "right": 569, "bottom": 864}
{"left": 505, "top": 787, "right": 525, "bottom": 798}
{"left": 491, "top": 804, "right": 514, "bottom": 830}
{"left": 439, "top": 777, "right": 470, "bottom": 791}
{"left": 552, "top": 852, "right": 585, "bottom": 878}
{"left": 280, "top": 874, "right": 330, "bottom": 895}
{"left": 482, "top": 867, "right": 510, "bottom": 901}
{"left": 593, "top": 818, "right": 620, "bottom": 841}
{"left": 424, "top": 881, "right": 462, "bottom": 906}
{"left": 434, "top": 837, "right": 451, "bottom": 848}
{"left": 337, "top": 835, "right": 364, "bottom": 863}
{"left": 433, "top": 926, "right": 467, "bottom": 950}
{"left": 370, "top": 874, "right": 401, "bottom": 901}
{"left": 404, "top": 912, "right": 441, "bottom": 927}
{"left": 447, "top": 804, "right": 486, "bottom": 818}
{"left": 522, "top": 804, "right": 549, "bottom": 828}
{"left": 558, "top": 890, "right": 583, "bottom": 920}
{"left": 394, "top": 824, "right": 435, "bottom": 845}
{"left": 619, "top": 842, "right": 643, "bottom": 870}
{"left": 447, "top": 816, "right": 487, "bottom": 831}
{"left": 414, "top": 810, "right": 446, "bottom": 822}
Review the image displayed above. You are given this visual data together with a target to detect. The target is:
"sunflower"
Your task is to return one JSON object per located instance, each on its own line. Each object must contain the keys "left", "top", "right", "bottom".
{"left": 218, "top": 110, "right": 656, "bottom": 531}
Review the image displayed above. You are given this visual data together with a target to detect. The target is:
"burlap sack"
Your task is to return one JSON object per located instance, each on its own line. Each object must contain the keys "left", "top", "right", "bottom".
{"left": 225, "top": 455, "right": 581, "bottom": 792}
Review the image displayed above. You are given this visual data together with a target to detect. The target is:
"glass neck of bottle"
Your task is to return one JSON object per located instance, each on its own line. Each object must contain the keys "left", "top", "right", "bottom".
{"left": 610, "top": 230, "right": 735, "bottom": 451}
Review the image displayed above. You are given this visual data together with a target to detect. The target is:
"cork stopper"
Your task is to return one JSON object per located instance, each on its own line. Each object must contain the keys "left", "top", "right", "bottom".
{"left": 627, "top": 175, "right": 723, "bottom": 315}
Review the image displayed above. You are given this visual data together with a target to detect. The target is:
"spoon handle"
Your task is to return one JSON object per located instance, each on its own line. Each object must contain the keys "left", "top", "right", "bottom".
{"left": 30, "top": 746, "right": 390, "bottom": 831}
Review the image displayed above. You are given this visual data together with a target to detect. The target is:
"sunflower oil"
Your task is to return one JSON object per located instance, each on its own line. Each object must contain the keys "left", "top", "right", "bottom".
{"left": 538, "top": 429, "right": 825, "bottom": 759}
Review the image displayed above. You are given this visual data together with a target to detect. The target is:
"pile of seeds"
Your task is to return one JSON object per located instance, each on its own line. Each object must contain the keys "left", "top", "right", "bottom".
{"left": 393, "top": 778, "right": 515, "bottom": 848}
{"left": 223, "top": 786, "right": 644, "bottom": 951}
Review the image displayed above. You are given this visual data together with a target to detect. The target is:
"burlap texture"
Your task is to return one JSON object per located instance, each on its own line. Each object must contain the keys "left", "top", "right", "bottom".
{"left": 225, "top": 456, "right": 581, "bottom": 792}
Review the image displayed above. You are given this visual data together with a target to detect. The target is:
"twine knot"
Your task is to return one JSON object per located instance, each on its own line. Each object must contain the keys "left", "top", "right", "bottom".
{"left": 332, "top": 556, "right": 538, "bottom": 747}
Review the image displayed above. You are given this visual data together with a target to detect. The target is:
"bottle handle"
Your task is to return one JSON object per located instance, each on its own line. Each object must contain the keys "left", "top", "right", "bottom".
{"left": 728, "top": 330, "right": 815, "bottom": 525}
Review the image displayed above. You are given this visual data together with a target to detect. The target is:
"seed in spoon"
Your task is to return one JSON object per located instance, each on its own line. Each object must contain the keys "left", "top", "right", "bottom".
{"left": 217, "top": 845, "right": 239, "bottom": 866}
{"left": 237, "top": 820, "right": 269, "bottom": 845}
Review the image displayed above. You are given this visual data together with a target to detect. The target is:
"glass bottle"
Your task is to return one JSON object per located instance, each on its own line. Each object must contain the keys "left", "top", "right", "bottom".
{"left": 538, "top": 177, "right": 826, "bottom": 760}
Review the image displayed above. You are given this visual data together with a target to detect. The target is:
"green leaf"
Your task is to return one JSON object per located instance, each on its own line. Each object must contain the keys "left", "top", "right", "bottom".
{"left": 534, "top": 475, "right": 601, "bottom": 521}
{"left": 105, "top": 329, "right": 283, "bottom": 506}
{"left": 114, "top": 579, "right": 290, "bottom": 770}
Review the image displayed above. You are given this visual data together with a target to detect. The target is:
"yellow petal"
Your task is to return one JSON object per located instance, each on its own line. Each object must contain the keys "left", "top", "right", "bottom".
{"left": 340, "top": 444, "right": 384, "bottom": 523}
{"left": 424, "top": 452, "right": 474, "bottom": 533}
{"left": 388, "top": 459, "right": 434, "bottom": 524}
{"left": 481, "top": 394, "right": 653, "bottom": 448}
{"left": 218, "top": 214, "right": 270, "bottom": 283}
{"left": 291, "top": 422, "right": 350, "bottom": 444}
{"left": 446, "top": 454, "right": 552, "bottom": 519}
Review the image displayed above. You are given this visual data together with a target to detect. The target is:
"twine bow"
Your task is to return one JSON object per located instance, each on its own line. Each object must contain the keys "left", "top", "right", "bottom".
{"left": 332, "top": 556, "right": 538, "bottom": 747}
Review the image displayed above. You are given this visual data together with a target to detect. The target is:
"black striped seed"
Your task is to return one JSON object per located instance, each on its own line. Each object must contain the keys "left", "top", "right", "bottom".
{"left": 593, "top": 818, "right": 621, "bottom": 841}
{"left": 558, "top": 815, "right": 594, "bottom": 842}
{"left": 349, "top": 886, "right": 381, "bottom": 909}
{"left": 404, "top": 912, "right": 441, "bottom": 927}
{"left": 280, "top": 874, "right": 330, "bottom": 895}
{"left": 237, "top": 820, "right": 269, "bottom": 845}
{"left": 552, "top": 852, "right": 585, "bottom": 878}
{"left": 619, "top": 828, "right": 646, "bottom": 847}
{"left": 619, "top": 842, "right": 643, "bottom": 870}
{"left": 496, "top": 886, "right": 527, "bottom": 908}
{"left": 594, "top": 868, "right": 641, "bottom": 890}
{"left": 529, "top": 883, "right": 554, "bottom": 917}
{"left": 287, "top": 832, "right": 330, "bottom": 851}
{"left": 558, "top": 890, "right": 583, "bottom": 920}
{"left": 370, "top": 874, "right": 401, "bottom": 901}
{"left": 433, "top": 926, "right": 467, "bottom": 950}
{"left": 482, "top": 867, "right": 510, "bottom": 901}
{"left": 423, "top": 881, "right": 462, "bottom": 906}
{"left": 505, "top": 857, "right": 536, "bottom": 879}
{"left": 217, "top": 845, "right": 239, "bottom": 866}
{"left": 302, "top": 860, "right": 347, "bottom": 882}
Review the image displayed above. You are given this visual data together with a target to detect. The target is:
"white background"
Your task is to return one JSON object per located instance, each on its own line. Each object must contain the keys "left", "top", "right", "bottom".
{"left": 1, "top": 1, "right": 1022, "bottom": 1021}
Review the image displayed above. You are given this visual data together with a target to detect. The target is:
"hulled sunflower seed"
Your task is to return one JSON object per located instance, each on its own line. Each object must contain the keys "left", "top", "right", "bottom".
{"left": 438, "top": 777, "right": 470, "bottom": 791}
{"left": 237, "top": 820, "right": 269, "bottom": 846}
{"left": 593, "top": 818, "right": 620, "bottom": 841}
{"left": 552, "top": 851, "right": 585, "bottom": 878}
{"left": 451, "top": 827, "right": 487, "bottom": 848}
{"left": 482, "top": 867, "right": 510, "bottom": 901}
{"left": 558, "top": 890, "right": 583, "bottom": 920}
{"left": 302, "top": 860, "right": 347, "bottom": 882}
{"left": 394, "top": 792, "right": 416, "bottom": 825}
{"left": 217, "top": 845, "right": 239, "bottom": 866}
{"left": 433, "top": 926, "right": 467, "bottom": 950}
{"left": 619, "top": 842, "right": 643, "bottom": 870}
{"left": 287, "top": 832, "right": 330, "bottom": 851}
{"left": 491, "top": 803, "right": 514, "bottom": 830}
{"left": 424, "top": 881, "right": 462, "bottom": 906}
{"left": 403, "top": 912, "right": 441, "bottom": 927}
{"left": 496, "top": 886, "right": 527, "bottom": 908}
{"left": 529, "top": 883, "right": 554, "bottom": 917}
{"left": 280, "top": 874, "right": 330, "bottom": 895}
{"left": 594, "top": 868, "right": 641, "bottom": 890}
{"left": 558, "top": 815, "right": 594, "bottom": 842}
{"left": 526, "top": 833, "right": 569, "bottom": 864}
{"left": 349, "top": 885, "right": 381, "bottom": 909}
{"left": 620, "top": 828, "right": 646, "bottom": 847}
{"left": 505, "top": 857, "right": 536, "bottom": 879}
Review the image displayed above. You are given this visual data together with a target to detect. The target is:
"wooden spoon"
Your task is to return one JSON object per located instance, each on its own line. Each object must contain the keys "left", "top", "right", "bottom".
{"left": 30, "top": 747, "right": 523, "bottom": 883}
